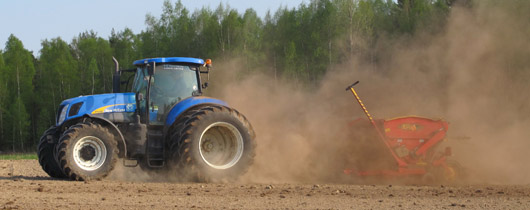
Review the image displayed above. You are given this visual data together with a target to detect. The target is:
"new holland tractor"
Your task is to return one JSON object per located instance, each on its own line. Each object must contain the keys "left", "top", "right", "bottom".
{"left": 37, "top": 57, "right": 256, "bottom": 181}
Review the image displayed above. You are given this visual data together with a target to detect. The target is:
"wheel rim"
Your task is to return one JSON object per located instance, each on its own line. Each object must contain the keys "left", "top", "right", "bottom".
{"left": 73, "top": 136, "right": 107, "bottom": 171}
{"left": 199, "top": 122, "right": 244, "bottom": 170}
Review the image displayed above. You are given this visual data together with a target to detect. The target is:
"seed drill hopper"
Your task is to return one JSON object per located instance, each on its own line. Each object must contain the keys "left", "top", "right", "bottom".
{"left": 343, "top": 81, "right": 461, "bottom": 183}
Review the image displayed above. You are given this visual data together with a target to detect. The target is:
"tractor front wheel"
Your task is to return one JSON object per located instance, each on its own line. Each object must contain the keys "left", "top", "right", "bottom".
{"left": 56, "top": 122, "right": 118, "bottom": 181}
{"left": 169, "top": 105, "right": 256, "bottom": 182}
{"left": 37, "top": 126, "right": 67, "bottom": 178}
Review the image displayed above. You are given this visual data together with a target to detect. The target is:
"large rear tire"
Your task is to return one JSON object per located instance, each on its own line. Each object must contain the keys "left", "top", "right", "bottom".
{"left": 37, "top": 126, "right": 67, "bottom": 178}
{"left": 169, "top": 105, "right": 256, "bottom": 182}
{"left": 56, "top": 122, "right": 118, "bottom": 181}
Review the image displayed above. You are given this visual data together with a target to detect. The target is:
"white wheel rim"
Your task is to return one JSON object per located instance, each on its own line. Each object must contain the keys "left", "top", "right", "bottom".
{"left": 73, "top": 136, "right": 107, "bottom": 171}
{"left": 199, "top": 122, "right": 244, "bottom": 170}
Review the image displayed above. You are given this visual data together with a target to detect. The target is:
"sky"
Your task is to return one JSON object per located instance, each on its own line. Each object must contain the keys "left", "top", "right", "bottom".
{"left": 0, "top": 0, "right": 306, "bottom": 57}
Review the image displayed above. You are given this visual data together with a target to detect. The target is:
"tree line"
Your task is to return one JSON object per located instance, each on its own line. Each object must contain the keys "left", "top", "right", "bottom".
{"left": 0, "top": 0, "right": 471, "bottom": 152}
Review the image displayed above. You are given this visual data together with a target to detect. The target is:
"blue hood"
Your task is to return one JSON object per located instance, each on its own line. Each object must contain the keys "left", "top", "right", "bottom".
{"left": 58, "top": 93, "right": 136, "bottom": 125}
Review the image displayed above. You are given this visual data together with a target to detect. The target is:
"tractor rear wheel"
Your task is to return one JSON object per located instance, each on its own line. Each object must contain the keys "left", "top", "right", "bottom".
{"left": 169, "top": 105, "right": 256, "bottom": 182}
{"left": 56, "top": 122, "right": 118, "bottom": 181}
{"left": 37, "top": 127, "right": 67, "bottom": 178}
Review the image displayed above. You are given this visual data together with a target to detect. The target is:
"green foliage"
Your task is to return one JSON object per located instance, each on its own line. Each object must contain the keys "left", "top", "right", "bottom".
{"left": 39, "top": 37, "right": 79, "bottom": 100}
{"left": 0, "top": 51, "right": 5, "bottom": 148}
{"left": 110, "top": 28, "right": 141, "bottom": 69}
{"left": 142, "top": 0, "right": 197, "bottom": 57}
{"left": 71, "top": 31, "right": 113, "bottom": 94}
{"left": 36, "top": 37, "right": 79, "bottom": 136}
{"left": 87, "top": 58, "right": 100, "bottom": 95}
{"left": 8, "top": 97, "right": 30, "bottom": 151}
{"left": 3, "top": 35, "right": 35, "bottom": 105}
{"left": 2, "top": 35, "right": 35, "bottom": 152}
{"left": 241, "top": 9, "right": 264, "bottom": 71}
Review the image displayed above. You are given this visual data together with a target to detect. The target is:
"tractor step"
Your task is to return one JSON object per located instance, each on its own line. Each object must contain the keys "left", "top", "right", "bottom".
{"left": 123, "top": 158, "right": 138, "bottom": 167}
{"left": 147, "top": 158, "right": 165, "bottom": 168}
{"left": 146, "top": 129, "right": 165, "bottom": 168}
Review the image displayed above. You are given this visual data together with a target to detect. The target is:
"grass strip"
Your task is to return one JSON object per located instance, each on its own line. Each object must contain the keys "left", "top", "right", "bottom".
{"left": 0, "top": 153, "right": 38, "bottom": 160}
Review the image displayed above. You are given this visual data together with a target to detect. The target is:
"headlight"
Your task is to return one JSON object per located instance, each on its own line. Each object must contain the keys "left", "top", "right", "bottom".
{"left": 57, "top": 104, "right": 69, "bottom": 125}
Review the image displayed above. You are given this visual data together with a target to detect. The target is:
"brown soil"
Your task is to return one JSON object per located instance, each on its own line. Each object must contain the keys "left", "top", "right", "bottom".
{"left": 0, "top": 160, "right": 529, "bottom": 209}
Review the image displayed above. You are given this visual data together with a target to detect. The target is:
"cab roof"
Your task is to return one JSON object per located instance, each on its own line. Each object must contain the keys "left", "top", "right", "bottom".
{"left": 133, "top": 57, "right": 205, "bottom": 66}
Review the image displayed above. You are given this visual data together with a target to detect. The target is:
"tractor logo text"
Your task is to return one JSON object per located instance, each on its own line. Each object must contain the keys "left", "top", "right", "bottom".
{"left": 92, "top": 104, "right": 134, "bottom": 114}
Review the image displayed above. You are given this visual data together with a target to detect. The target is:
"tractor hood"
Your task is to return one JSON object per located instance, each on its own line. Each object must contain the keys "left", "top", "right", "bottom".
{"left": 56, "top": 93, "right": 136, "bottom": 125}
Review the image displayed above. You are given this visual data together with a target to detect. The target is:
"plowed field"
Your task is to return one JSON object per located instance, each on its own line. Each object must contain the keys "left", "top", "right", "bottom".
{"left": 1, "top": 160, "right": 529, "bottom": 209}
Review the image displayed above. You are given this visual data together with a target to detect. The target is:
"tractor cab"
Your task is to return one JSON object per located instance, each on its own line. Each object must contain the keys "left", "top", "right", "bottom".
{"left": 117, "top": 57, "right": 212, "bottom": 166}
{"left": 129, "top": 58, "right": 207, "bottom": 125}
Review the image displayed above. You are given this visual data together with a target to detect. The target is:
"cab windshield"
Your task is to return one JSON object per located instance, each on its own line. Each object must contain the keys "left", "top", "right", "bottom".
{"left": 132, "top": 64, "right": 199, "bottom": 124}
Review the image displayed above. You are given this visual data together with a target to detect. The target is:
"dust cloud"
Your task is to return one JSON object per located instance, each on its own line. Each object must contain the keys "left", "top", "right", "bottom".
{"left": 210, "top": 2, "right": 530, "bottom": 184}
{"left": 108, "top": 2, "right": 530, "bottom": 184}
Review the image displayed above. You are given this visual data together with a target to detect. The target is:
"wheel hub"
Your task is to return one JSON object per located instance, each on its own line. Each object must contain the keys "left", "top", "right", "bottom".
{"left": 201, "top": 139, "right": 215, "bottom": 152}
{"left": 79, "top": 146, "right": 96, "bottom": 161}
{"left": 199, "top": 122, "right": 244, "bottom": 170}
{"left": 73, "top": 136, "right": 107, "bottom": 171}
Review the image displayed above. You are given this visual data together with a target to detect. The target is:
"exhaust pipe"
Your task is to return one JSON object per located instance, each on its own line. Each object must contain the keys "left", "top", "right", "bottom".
{"left": 112, "top": 57, "right": 120, "bottom": 93}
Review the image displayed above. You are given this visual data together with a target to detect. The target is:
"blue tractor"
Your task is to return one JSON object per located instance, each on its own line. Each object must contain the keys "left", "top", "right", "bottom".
{"left": 37, "top": 57, "right": 256, "bottom": 181}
